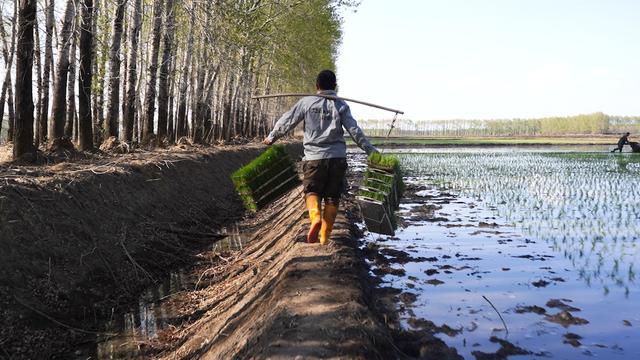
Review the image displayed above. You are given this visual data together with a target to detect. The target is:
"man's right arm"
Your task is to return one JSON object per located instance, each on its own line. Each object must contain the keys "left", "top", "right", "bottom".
{"left": 265, "top": 100, "right": 306, "bottom": 144}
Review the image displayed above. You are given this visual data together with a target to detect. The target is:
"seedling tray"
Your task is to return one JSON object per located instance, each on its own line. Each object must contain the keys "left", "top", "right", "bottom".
{"left": 357, "top": 196, "right": 396, "bottom": 236}
{"left": 357, "top": 153, "right": 404, "bottom": 235}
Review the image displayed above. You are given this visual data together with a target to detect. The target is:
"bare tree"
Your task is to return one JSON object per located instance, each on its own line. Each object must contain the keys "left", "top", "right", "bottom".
{"left": 33, "top": 14, "right": 41, "bottom": 146}
{"left": 48, "top": 0, "right": 76, "bottom": 145}
{"left": 37, "top": 0, "right": 55, "bottom": 145}
{"left": 91, "top": 0, "right": 107, "bottom": 142}
{"left": 104, "top": 0, "right": 127, "bottom": 139}
{"left": 64, "top": 29, "right": 77, "bottom": 138}
{"left": 13, "top": 0, "right": 37, "bottom": 159}
{"left": 175, "top": 0, "right": 195, "bottom": 141}
{"left": 0, "top": 2, "right": 17, "bottom": 141}
{"left": 156, "top": 0, "right": 175, "bottom": 143}
{"left": 123, "top": 0, "right": 141, "bottom": 143}
{"left": 78, "top": 0, "right": 94, "bottom": 150}
{"left": 141, "top": 0, "right": 164, "bottom": 144}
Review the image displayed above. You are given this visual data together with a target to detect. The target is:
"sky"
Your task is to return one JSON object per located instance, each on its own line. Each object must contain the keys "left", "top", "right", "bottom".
{"left": 335, "top": 0, "right": 640, "bottom": 121}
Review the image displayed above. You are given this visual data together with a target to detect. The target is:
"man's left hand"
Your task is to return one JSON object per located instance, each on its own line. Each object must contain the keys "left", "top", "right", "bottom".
{"left": 263, "top": 138, "right": 272, "bottom": 146}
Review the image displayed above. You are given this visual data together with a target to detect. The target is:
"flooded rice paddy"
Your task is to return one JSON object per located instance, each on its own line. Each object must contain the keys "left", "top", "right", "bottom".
{"left": 352, "top": 146, "right": 639, "bottom": 360}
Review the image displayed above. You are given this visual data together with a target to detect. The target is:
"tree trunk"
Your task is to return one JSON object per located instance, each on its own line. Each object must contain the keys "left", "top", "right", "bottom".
{"left": 142, "top": 0, "right": 165, "bottom": 145}
{"left": 0, "top": 78, "right": 10, "bottom": 142}
{"left": 167, "top": 57, "right": 177, "bottom": 141}
{"left": 104, "top": 0, "right": 127, "bottom": 139}
{"left": 33, "top": 17, "right": 42, "bottom": 147}
{"left": 48, "top": 0, "right": 76, "bottom": 144}
{"left": 6, "top": 81, "right": 15, "bottom": 142}
{"left": 192, "top": 60, "right": 206, "bottom": 144}
{"left": 120, "top": 9, "right": 128, "bottom": 133}
{"left": 13, "top": 0, "right": 37, "bottom": 160}
{"left": 92, "top": 0, "right": 107, "bottom": 143}
{"left": 202, "top": 68, "right": 218, "bottom": 143}
{"left": 156, "top": 0, "right": 175, "bottom": 143}
{"left": 175, "top": 0, "right": 195, "bottom": 141}
{"left": 37, "top": 0, "right": 55, "bottom": 145}
{"left": 65, "top": 31, "right": 77, "bottom": 138}
{"left": 0, "top": 4, "right": 16, "bottom": 142}
{"left": 0, "top": 1, "right": 17, "bottom": 143}
{"left": 123, "top": 0, "right": 142, "bottom": 143}
{"left": 78, "top": 0, "right": 94, "bottom": 150}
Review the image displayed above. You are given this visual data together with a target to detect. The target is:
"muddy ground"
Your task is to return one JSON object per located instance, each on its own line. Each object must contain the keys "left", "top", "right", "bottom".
{"left": 1, "top": 143, "right": 462, "bottom": 359}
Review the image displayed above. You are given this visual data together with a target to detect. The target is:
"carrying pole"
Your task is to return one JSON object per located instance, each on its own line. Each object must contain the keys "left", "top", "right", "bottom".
{"left": 251, "top": 93, "right": 404, "bottom": 115}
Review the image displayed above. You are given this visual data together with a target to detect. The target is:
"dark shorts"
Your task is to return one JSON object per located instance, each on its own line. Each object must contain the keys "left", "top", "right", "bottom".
{"left": 302, "top": 158, "right": 348, "bottom": 201}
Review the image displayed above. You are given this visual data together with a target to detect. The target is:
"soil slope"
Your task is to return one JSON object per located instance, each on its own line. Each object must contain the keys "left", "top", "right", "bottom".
{"left": 0, "top": 144, "right": 301, "bottom": 358}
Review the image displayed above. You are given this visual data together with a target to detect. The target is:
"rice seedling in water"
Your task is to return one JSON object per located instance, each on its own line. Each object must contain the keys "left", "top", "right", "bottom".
{"left": 398, "top": 152, "right": 640, "bottom": 292}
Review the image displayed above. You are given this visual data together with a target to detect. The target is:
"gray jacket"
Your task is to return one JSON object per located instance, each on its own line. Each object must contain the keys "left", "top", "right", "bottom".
{"left": 266, "top": 90, "right": 377, "bottom": 160}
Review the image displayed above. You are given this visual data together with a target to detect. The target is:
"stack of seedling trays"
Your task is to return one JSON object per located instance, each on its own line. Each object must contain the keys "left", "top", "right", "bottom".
{"left": 357, "top": 153, "right": 404, "bottom": 236}
{"left": 232, "top": 145, "right": 300, "bottom": 212}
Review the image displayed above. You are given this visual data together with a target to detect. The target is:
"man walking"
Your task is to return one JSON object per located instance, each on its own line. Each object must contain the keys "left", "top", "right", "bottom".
{"left": 611, "top": 132, "right": 631, "bottom": 153}
{"left": 263, "top": 70, "right": 377, "bottom": 245}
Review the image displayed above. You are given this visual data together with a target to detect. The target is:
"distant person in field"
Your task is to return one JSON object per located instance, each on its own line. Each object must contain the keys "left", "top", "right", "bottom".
{"left": 611, "top": 132, "right": 631, "bottom": 153}
{"left": 263, "top": 70, "right": 378, "bottom": 245}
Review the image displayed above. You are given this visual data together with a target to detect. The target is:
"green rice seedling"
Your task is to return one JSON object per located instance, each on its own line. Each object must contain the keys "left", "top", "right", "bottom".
{"left": 232, "top": 145, "right": 300, "bottom": 211}
{"left": 363, "top": 178, "right": 393, "bottom": 193}
{"left": 370, "top": 154, "right": 406, "bottom": 196}
{"left": 368, "top": 152, "right": 401, "bottom": 173}
{"left": 232, "top": 145, "right": 288, "bottom": 183}
{"left": 358, "top": 188, "right": 387, "bottom": 202}
{"left": 365, "top": 169, "right": 396, "bottom": 185}
{"left": 365, "top": 155, "right": 405, "bottom": 203}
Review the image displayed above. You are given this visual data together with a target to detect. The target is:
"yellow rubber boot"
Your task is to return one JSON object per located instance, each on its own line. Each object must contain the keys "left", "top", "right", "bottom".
{"left": 320, "top": 203, "right": 338, "bottom": 245}
{"left": 306, "top": 194, "right": 322, "bottom": 243}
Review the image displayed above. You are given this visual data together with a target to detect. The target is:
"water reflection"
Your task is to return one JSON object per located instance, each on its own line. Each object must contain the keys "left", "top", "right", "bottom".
{"left": 91, "top": 271, "right": 186, "bottom": 359}
{"left": 215, "top": 223, "right": 249, "bottom": 252}
{"left": 83, "top": 225, "right": 251, "bottom": 359}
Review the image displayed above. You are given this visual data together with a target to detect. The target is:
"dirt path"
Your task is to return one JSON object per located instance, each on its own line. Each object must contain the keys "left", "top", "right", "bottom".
{"left": 149, "top": 187, "right": 396, "bottom": 359}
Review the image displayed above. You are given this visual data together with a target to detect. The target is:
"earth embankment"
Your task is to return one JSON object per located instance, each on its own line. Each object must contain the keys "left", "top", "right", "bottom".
{"left": 0, "top": 144, "right": 301, "bottom": 358}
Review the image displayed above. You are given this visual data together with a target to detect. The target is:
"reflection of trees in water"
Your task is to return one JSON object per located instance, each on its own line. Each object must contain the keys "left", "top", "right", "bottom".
{"left": 400, "top": 152, "right": 640, "bottom": 295}
{"left": 96, "top": 270, "right": 187, "bottom": 358}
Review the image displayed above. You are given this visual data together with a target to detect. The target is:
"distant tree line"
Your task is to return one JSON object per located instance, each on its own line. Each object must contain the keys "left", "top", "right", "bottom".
{"left": 361, "top": 112, "right": 640, "bottom": 137}
{"left": 1, "top": 0, "right": 353, "bottom": 160}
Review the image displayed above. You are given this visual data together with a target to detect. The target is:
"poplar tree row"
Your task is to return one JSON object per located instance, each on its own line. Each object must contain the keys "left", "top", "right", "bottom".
{"left": 2, "top": 0, "right": 349, "bottom": 160}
